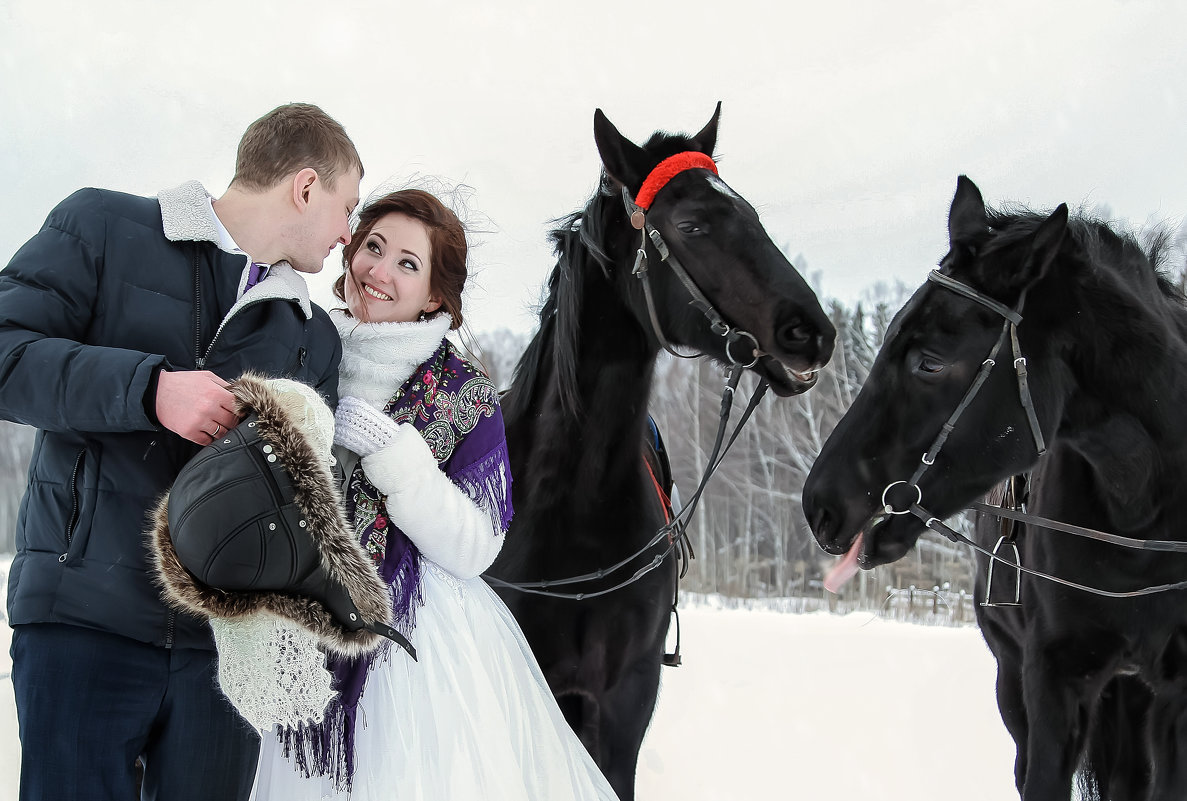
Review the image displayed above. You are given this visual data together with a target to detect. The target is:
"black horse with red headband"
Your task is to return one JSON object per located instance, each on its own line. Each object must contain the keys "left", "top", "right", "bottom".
{"left": 486, "top": 105, "right": 833, "bottom": 800}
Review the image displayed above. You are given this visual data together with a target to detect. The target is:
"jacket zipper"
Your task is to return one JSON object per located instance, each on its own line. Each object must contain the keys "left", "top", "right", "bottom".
{"left": 200, "top": 299, "right": 264, "bottom": 368}
{"left": 201, "top": 293, "right": 305, "bottom": 369}
{"left": 193, "top": 248, "right": 204, "bottom": 369}
{"left": 195, "top": 256, "right": 300, "bottom": 369}
{"left": 59, "top": 449, "right": 85, "bottom": 563}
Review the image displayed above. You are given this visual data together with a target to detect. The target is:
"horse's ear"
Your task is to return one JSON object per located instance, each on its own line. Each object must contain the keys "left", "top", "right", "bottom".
{"left": 691, "top": 101, "right": 722, "bottom": 156}
{"left": 948, "top": 175, "right": 987, "bottom": 247}
{"left": 1022, "top": 203, "right": 1069, "bottom": 282}
{"left": 594, "top": 108, "right": 651, "bottom": 190}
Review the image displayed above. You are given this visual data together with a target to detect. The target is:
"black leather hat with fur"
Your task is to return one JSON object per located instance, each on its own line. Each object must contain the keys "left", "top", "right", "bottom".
{"left": 148, "top": 373, "right": 412, "bottom": 659}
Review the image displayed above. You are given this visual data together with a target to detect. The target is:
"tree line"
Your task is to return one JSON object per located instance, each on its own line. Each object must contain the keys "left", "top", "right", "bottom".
{"left": 477, "top": 280, "right": 980, "bottom": 610}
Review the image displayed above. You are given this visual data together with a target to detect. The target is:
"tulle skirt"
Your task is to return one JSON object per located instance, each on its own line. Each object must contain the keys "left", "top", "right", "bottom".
{"left": 252, "top": 562, "right": 619, "bottom": 800}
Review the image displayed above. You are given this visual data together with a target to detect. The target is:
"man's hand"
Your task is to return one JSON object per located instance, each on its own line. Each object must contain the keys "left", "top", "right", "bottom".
{"left": 155, "top": 370, "right": 241, "bottom": 444}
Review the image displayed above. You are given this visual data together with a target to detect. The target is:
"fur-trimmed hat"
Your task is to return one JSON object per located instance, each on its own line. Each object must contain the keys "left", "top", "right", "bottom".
{"left": 148, "top": 373, "right": 411, "bottom": 659}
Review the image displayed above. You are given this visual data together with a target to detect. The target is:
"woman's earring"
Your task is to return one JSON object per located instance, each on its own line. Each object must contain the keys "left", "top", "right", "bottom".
{"left": 418, "top": 310, "right": 428, "bottom": 322}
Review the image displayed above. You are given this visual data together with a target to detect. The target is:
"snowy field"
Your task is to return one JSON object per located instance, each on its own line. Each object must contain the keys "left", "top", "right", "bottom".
{"left": 0, "top": 575, "right": 1017, "bottom": 800}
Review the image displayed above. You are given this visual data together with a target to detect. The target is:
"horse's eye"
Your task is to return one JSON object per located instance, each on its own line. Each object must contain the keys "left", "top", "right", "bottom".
{"left": 676, "top": 221, "right": 704, "bottom": 236}
{"left": 917, "top": 356, "right": 946, "bottom": 374}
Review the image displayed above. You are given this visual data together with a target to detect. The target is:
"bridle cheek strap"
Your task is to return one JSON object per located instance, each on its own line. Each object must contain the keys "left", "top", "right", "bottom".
{"left": 634, "top": 152, "right": 718, "bottom": 210}
{"left": 622, "top": 154, "right": 761, "bottom": 368}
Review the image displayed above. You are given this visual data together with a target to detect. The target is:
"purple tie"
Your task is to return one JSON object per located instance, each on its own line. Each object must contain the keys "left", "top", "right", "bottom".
{"left": 245, "top": 262, "right": 266, "bottom": 291}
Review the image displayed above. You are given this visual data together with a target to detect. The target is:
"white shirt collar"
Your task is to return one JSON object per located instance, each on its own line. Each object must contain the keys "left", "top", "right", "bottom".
{"left": 206, "top": 196, "right": 247, "bottom": 257}
{"left": 204, "top": 196, "right": 274, "bottom": 296}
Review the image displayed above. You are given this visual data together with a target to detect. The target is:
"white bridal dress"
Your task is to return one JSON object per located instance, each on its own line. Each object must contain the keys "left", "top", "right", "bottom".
{"left": 251, "top": 311, "right": 619, "bottom": 801}
{"left": 252, "top": 563, "right": 620, "bottom": 800}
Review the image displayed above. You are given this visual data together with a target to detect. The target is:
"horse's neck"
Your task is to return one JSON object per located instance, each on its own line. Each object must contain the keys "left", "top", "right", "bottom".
{"left": 567, "top": 274, "right": 658, "bottom": 463}
{"left": 1052, "top": 290, "right": 1187, "bottom": 532}
{"left": 520, "top": 271, "right": 659, "bottom": 506}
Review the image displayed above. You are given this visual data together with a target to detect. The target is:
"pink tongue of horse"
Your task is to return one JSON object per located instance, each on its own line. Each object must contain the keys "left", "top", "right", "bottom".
{"left": 824, "top": 532, "right": 864, "bottom": 594}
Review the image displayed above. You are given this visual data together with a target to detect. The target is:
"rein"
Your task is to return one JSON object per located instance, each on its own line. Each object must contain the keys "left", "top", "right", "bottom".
{"left": 918, "top": 509, "right": 1187, "bottom": 599}
{"left": 487, "top": 364, "right": 768, "bottom": 665}
{"left": 886, "top": 270, "right": 1187, "bottom": 598}
{"left": 487, "top": 365, "right": 768, "bottom": 602}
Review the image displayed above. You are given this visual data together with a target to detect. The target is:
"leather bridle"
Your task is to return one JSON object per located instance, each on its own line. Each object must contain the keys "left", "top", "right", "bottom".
{"left": 881, "top": 270, "right": 1187, "bottom": 598}
{"left": 619, "top": 154, "right": 763, "bottom": 369}
{"left": 877, "top": 269, "right": 1044, "bottom": 520}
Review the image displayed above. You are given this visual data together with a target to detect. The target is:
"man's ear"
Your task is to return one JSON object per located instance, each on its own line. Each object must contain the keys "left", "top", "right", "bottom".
{"left": 291, "top": 168, "right": 319, "bottom": 211}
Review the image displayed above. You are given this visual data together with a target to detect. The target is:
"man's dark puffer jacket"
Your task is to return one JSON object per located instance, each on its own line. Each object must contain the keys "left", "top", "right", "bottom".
{"left": 0, "top": 183, "right": 342, "bottom": 650}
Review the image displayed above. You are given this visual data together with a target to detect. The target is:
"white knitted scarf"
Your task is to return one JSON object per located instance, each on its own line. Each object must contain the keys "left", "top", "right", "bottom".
{"left": 331, "top": 309, "right": 452, "bottom": 410}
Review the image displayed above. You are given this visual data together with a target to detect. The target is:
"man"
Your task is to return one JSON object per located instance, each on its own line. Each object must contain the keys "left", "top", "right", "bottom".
{"left": 0, "top": 103, "right": 362, "bottom": 801}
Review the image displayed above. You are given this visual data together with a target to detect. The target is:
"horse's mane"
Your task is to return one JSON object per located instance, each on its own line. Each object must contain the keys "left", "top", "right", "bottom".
{"left": 503, "top": 130, "right": 711, "bottom": 423}
{"left": 985, "top": 205, "right": 1185, "bottom": 303}
{"left": 502, "top": 181, "right": 617, "bottom": 422}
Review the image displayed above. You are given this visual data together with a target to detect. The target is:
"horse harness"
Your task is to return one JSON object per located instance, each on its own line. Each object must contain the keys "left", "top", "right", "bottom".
{"left": 885, "top": 270, "right": 1187, "bottom": 599}
{"left": 486, "top": 365, "right": 767, "bottom": 665}
{"left": 486, "top": 152, "right": 775, "bottom": 666}
{"left": 620, "top": 152, "right": 762, "bottom": 369}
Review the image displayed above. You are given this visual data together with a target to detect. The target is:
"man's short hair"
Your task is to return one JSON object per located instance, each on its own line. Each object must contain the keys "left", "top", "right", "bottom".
{"left": 232, "top": 103, "right": 364, "bottom": 192}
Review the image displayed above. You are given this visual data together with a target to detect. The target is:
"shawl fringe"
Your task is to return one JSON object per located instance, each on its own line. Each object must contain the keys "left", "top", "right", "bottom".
{"left": 280, "top": 695, "right": 356, "bottom": 792}
{"left": 453, "top": 439, "right": 514, "bottom": 534}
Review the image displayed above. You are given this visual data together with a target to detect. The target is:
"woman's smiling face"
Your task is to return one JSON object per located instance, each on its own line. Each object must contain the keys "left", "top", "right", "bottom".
{"left": 344, "top": 212, "right": 441, "bottom": 324}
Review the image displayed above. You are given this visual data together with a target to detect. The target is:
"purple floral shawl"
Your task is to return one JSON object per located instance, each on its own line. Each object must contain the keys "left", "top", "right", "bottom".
{"left": 282, "top": 339, "right": 513, "bottom": 788}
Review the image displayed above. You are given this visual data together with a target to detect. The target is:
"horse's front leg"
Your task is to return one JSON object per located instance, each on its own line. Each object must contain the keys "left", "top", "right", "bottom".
{"left": 599, "top": 649, "right": 662, "bottom": 801}
{"left": 976, "top": 605, "right": 1029, "bottom": 794}
{"left": 995, "top": 653, "right": 1029, "bottom": 794}
{"left": 1149, "top": 698, "right": 1187, "bottom": 801}
{"left": 1091, "top": 677, "right": 1154, "bottom": 801}
{"left": 1019, "top": 639, "right": 1113, "bottom": 801}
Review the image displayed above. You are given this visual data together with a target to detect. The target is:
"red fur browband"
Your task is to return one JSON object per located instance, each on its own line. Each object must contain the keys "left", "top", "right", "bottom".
{"left": 634, "top": 151, "right": 719, "bottom": 210}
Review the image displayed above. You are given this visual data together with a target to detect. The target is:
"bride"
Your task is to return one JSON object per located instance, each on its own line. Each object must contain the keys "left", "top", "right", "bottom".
{"left": 251, "top": 187, "right": 619, "bottom": 801}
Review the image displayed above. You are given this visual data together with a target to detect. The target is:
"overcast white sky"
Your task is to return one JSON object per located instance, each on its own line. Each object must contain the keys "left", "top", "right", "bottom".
{"left": 2, "top": 0, "right": 1185, "bottom": 336}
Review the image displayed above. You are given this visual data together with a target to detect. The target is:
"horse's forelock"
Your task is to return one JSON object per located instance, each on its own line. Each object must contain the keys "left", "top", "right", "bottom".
{"left": 641, "top": 130, "right": 710, "bottom": 158}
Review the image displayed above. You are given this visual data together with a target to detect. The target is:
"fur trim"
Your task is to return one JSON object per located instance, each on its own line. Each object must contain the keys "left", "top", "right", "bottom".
{"left": 222, "top": 262, "right": 313, "bottom": 320}
{"left": 158, "top": 181, "right": 312, "bottom": 319}
{"left": 148, "top": 372, "right": 392, "bottom": 658}
{"left": 159, "top": 180, "right": 221, "bottom": 244}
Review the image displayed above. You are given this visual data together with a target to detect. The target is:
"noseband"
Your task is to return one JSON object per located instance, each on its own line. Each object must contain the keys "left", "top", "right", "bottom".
{"left": 620, "top": 153, "right": 761, "bottom": 368}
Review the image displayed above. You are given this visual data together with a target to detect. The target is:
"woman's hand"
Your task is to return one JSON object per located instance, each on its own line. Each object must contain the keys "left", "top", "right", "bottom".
{"left": 333, "top": 396, "right": 402, "bottom": 457}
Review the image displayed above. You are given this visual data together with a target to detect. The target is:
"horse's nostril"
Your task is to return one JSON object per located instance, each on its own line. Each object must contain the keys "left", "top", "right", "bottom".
{"left": 809, "top": 505, "right": 831, "bottom": 539}
{"left": 776, "top": 318, "right": 814, "bottom": 349}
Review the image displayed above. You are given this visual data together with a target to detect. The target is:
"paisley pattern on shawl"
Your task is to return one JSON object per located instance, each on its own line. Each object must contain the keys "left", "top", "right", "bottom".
{"left": 282, "top": 338, "right": 512, "bottom": 789}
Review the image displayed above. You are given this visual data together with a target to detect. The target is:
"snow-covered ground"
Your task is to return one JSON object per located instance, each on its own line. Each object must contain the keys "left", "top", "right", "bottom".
{"left": 0, "top": 581, "right": 1017, "bottom": 800}
{"left": 636, "top": 599, "right": 1016, "bottom": 800}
